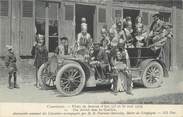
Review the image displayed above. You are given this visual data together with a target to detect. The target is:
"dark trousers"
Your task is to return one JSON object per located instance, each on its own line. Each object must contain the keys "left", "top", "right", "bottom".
{"left": 8, "top": 72, "right": 17, "bottom": 87}
{"left": 96, "top": 64, "right": 108, "bottom": 79}
{"left": 35, "top": 67, "right": 39, "bottom": 87}
{"left": 123, "top": 71, "right": 132, "bottom": 93}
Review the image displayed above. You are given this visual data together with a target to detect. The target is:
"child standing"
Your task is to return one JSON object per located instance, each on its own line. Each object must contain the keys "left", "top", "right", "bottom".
{"left": 5, "top": 45, "right": 19, "bottom": 89}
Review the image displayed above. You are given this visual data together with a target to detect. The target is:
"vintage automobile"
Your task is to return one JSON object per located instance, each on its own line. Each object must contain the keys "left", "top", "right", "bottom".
{"left": 37, "top": 45, "right": 168, "bottom": 96}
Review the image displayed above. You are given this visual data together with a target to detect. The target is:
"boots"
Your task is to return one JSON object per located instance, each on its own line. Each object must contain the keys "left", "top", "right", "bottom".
{"left": 13, "top": 72, "right": 19, "bottom": 88}
{"left": 111, "top": 77, "right": 118, "bottom": 95}
{"left": 8, "top": 74, "right": 13, "bottom": 89}
{"left": 8, "top": 72, "right": 19, "bottom": 89}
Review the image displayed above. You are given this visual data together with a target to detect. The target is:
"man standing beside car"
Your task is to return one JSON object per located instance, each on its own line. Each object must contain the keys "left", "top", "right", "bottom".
{"left": 31, "top": 34, "right": 48, "bottom": 88}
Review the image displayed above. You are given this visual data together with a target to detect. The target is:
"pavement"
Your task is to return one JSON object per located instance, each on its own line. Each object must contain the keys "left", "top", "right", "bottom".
{"left": 0, "top": 58, "right": 35, "bottom": 85}
{"left": 0, "top": 58, "right": 183, "bottom": 104}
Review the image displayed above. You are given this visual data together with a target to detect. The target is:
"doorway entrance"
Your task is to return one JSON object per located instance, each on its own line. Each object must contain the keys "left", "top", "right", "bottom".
{"left": 75, "top": 4, "right": 95, "bottom": 38}
{"left": 123, "top": 9, "right": 140, "bottom": 28}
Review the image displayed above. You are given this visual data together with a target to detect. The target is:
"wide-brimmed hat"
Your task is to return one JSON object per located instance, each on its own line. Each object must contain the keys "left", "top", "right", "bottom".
{"left": 152, "top": 12, "right": 160, "bottom": 18}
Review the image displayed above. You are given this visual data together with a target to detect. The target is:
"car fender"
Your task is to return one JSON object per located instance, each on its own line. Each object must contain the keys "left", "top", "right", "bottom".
{"left": 59, "top": 59, "right": 91, "bottom": 80}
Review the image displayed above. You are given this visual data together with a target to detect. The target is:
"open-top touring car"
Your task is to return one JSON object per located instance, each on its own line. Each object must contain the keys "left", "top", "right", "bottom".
{"left": 37, "top": 44, "right": 168, "bottom": 96}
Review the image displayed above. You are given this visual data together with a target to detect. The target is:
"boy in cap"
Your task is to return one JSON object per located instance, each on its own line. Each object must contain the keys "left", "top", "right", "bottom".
{"left": 5, "top": 45, "right": 19, "bottom": 89}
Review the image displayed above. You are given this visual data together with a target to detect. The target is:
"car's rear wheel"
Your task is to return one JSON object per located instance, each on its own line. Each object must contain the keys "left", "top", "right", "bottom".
{"left": 56, "top": 64, "right": 86, "bottom": 96}
{"left": 142, "top": 61, "right": 164, "bottom": 88}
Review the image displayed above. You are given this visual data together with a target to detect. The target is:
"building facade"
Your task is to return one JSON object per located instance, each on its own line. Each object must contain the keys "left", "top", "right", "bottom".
{"left": 0, "top": 0, "right": 182, "bottom": 69}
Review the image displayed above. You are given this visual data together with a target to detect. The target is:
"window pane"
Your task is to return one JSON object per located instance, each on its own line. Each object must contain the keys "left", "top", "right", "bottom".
{"left": 115, "top": 9, "right": 121, "bottom": 18}
{"left": 159, "top": 12, "right": 171, "bottom": 22}
{"left": 0, "top": 0, "right": 8, "bottom": 16}
{"left": 35, "top": 18, "right": 45, "bottom": 35}
{"left": 49, "top": 20, "right": 58, "bottom": 36}
{"left": 23, "top": 0, "right": 33, "bottom": 17}
{"left": 98, "top": 8, "right": 106, "bottom": 23}
{"left": 35, "top": 0, "right": 45, "bottom": 18}
{"left": 65, "top": 5, "right": 74, "bottom": 20}
{"left": 48, "top": 3, "right": 58, "bottom": 19}
{"left": 142, "top": 12, "right": 148, "bottom": 25}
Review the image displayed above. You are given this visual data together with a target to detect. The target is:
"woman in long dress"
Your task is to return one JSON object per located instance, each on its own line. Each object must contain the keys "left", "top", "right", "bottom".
{"left": 111, "top": 43, "right": 133, "bottom": 95}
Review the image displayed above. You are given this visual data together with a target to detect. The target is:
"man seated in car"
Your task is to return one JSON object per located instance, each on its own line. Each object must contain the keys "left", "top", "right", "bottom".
{"left": 90, "top": 42, "right": 109, "bottom": 79}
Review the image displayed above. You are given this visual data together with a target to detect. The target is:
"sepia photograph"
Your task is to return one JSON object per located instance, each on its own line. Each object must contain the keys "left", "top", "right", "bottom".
{"left": 0, "top": 0, "right": 183, "bottom": 115}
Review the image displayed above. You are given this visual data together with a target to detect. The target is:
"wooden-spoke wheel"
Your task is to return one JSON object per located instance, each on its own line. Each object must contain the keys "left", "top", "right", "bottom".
{"left": 56, "top": 64, "right": 86, "bottom": 96}
{"left": 38, "top": 63, "right": 56, "bottom": 89}
{"left": 142, "top": 61, "right": 164, "bottom": 88}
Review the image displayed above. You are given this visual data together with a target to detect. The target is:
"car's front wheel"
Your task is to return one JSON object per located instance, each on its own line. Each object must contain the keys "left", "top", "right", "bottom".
{"left": 55, "top": 64, "right": 86, "bottom": 96}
